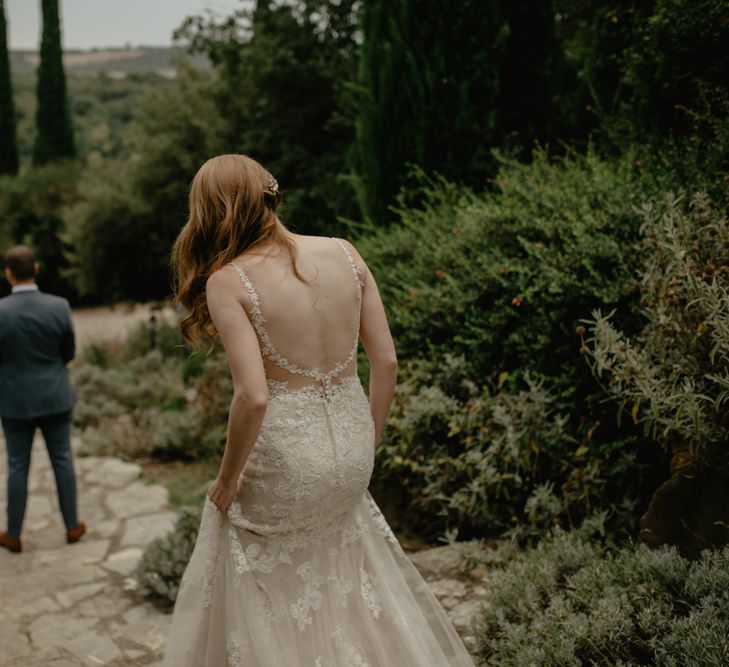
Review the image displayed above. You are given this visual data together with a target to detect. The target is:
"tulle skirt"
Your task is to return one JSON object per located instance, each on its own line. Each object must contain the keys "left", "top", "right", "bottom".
{"left": 162, "top": 490, "right": 475, "bottom": 666}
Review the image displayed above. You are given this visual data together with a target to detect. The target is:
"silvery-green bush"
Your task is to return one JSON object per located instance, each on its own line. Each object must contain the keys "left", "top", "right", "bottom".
{"left": 475, "top": 523, "right": 729, "bottom": 666}
{"left": 583, "top": 191, "right": 729, "bottom": 463}
{"left": 71, "top": 324, "right": 231, "bottom": 461}
{"left": 372, "top": 354, "right": 642, "bottom": 543}
{"left": 135, "top": 507, "right": 202, "bottom": 607}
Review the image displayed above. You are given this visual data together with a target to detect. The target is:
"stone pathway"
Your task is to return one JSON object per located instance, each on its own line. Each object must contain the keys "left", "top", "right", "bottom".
{"left": 0, "top": 433, "right": 489, "bottom": 666}
{"left": 0, "top": 434, "right": 176, "bottom": 666}
{"left": 408, "top": 546, "right": 489, "bottom": 660}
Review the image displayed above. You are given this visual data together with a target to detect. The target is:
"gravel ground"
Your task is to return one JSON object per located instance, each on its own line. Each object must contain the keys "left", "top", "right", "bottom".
{"left": 71, "top": 302, "right": 178, "bottom": 352}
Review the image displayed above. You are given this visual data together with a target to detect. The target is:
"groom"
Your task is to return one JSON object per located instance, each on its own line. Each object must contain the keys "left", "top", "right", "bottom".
{"left": 0, "top": 245, "right": 85, "bottom": 553}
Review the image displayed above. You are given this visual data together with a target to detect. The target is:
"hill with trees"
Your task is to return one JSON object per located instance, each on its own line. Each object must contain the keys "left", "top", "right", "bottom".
{"left": 10, "top": 46, "right": 209, "bottom": 77}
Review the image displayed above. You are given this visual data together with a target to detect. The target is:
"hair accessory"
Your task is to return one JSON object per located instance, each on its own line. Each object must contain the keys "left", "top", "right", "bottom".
{"left": 266, "top": 176, "right": 280, "bottom": 196}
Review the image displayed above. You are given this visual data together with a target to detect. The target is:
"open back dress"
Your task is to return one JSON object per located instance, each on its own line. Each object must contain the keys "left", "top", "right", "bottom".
{"left": 162, "top": 237, "right": 475, "bottom": 666}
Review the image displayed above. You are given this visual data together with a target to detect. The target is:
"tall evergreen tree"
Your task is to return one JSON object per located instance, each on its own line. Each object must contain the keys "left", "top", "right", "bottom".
{"left": 355, "top": 0, "right": 566, "bottom": 225}
{"left": 355, "top": 0, "right": 504, "bottom": 225}
{"left": 0, "top": 0, "right": 18, "bottom": 174}
{"left": 33, "top": 0, "right": 75, "bottom": 165}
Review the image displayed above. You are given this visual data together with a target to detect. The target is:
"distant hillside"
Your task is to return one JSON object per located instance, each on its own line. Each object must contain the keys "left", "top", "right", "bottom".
{"left": 10, "top": 46, "right": 210, "bottom": 77}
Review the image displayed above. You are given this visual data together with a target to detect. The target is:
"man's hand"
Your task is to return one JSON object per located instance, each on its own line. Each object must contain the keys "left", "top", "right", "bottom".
{"left": 207, "top": 477, "right": 237, "bottom": 513}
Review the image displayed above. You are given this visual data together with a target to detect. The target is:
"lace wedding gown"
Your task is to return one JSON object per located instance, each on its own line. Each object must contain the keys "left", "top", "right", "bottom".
{"left": 162, "top": 239, "right": 475, "bottom": 666}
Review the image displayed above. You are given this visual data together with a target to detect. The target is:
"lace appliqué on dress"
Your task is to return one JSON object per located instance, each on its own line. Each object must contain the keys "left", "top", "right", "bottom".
{"left": 359, "top": 567, "right": 382, "bottom": 619}
{"left": 230, "top": 247, "right": 361, "bottom": 399}
{"left": 290, "top": 560, "right": 326, "bottom": 631}
{"left": 328, "top": 546, "right": 353, "bottom": 609}
{"left": 225, "top": 503, "right": 371, "bottom": 576}
{"left": 176, "top": 497, "right": 223, "bottom": 610}
{"left": 226, "top": 631, "right": 246, "bottom": 667}
{"left": 365, "top": 494, "right": 407, "bottom": 558}
{"left": 229, "top": 237, "right": 363, "bottom": 403}
{"left": 331, "top": 626, "right": 371, "bottom": 667}
{"left": 254, "top": 585, "right": 276, "bottom": 644}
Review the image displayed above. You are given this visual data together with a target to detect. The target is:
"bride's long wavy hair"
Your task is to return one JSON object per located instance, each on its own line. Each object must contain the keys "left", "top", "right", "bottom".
{"left": 171, "top": 154, "right": 304, "bottom": 349}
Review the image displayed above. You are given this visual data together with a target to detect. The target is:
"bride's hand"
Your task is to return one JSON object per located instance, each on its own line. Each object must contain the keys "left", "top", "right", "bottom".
{"left": 207, "top": 477, "right": 237, "bottom": 513}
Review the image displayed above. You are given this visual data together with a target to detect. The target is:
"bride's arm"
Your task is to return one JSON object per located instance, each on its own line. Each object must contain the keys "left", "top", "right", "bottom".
{"left": 205, "top": 266, "right": 269, "bottom": 512}
{"left": 344, "top": 242, "right": 398, "bottom": 445}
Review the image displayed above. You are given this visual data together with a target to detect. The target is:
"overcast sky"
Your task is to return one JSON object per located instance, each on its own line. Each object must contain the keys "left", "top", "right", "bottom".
{"left": 5, "top": 0, "right": 245, "bottom": 50}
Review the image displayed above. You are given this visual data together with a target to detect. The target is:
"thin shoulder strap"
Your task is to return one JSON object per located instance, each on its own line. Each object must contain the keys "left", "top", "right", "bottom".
{"left": 229, "top": 258, "right": 276, "bottom": 358}
{"left": 332, "top": 237, "right": 364, "bottom": 302}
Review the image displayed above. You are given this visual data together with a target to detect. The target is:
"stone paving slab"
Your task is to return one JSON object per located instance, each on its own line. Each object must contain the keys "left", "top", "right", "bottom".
{"left": 0, "top": 433, "right": 172, "bottom": 666}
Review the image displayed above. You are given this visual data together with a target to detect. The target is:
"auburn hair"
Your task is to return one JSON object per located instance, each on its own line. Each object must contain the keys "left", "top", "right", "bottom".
{"left": 171, "top": 154, "right": 305, "bottom": 349}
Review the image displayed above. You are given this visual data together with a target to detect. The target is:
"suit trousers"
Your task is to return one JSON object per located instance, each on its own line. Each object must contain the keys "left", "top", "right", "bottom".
{"left": 2, "top": 410, "right": 79, "bottom": 539}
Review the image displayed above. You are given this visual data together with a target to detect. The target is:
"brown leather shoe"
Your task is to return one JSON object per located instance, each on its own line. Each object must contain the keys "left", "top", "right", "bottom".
{"left": 66, "top": 522, "right": 86, "bottom": 544}
{"left": 0, "top": 531, "right": 22, "bottom": 553}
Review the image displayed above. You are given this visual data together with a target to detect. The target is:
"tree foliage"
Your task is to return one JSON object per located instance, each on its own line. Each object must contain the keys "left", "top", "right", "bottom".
{"left": 355, "top": 0, "right": 571, "bottom": 225}
{"left": 11, "top": 69, "right": 177, "bottom": 168}
{"left": 0, "top": 162, "right": 79, "bottom": 297}
{"left": 64, "top": 65, "right": 224, "bottom": 300}
{"left": 33, "top": 0, "right": 75, "bottom": 165}
{"left": 555, "top": 0, "right": 729, "bottom": 196}
{"left": 0, "top": 0, "right": 18, "bottom": 175}
{"left": 354, "top": 0, "right": 729, "bottom": 226}
{"left": 177, "top": 0, "right": 360, "bottom": 235}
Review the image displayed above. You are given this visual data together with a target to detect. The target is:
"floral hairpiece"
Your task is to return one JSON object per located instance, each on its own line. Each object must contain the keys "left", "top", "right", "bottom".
{"left": 265, "top": 176, "right": 280, "bottom": 196}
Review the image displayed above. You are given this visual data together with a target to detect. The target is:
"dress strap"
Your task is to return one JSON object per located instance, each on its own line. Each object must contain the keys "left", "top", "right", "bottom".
{"left": 230, "top": 259, "right": 275, "bottom": 358}
{"left": 332, "top": 237, "right": 364, "bottom": 300}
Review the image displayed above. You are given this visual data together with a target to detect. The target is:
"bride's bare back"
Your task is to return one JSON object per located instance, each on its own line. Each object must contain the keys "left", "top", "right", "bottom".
{"left": 231, "top": 235, "right": 364, "bottom": 393}
{"left": 206, "top": 232, "right": 397, "bottom": 439}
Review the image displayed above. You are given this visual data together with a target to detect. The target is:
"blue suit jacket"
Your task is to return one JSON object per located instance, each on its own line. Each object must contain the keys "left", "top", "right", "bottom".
{"left": 0, "top": 289, "right": 76, "bottom": 420}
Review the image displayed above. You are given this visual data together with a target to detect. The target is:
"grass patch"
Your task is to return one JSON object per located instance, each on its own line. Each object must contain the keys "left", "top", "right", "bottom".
{"left": 140, "top": 458, "right": 219, "bottom": 509}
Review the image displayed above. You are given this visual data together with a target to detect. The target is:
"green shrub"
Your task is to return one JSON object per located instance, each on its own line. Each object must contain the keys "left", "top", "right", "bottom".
{"left": 358, "top": 146, "right": 662, "bottom": 458}
{"left": 584, "top": 190, "right": 729, "bottom": 467}
{"left": 135, "top": 507, "right": 202, "bottom": 608}
{"left": 475, "top": 524, "right": 729, "bottom": 666}
{"left": 111, "top": 315, "right": 187, "bottom": 363}
{"left": 358, "top": 146, "right": 652, "bottom": 387}
{"left": 362, "top": 147, "right": 669, "bottom": 542}
{"left": 149, "top": 404, "right": 225, "bottom": 461}
{"left": 70, "top": 363, "right": 127, "bottom": 426}
{"left": 160, "top": 352, "right": 232, "bottom": 461}
{"left": 373, "top": 354, "right": 643, "bottom": 543}
{"left": 71, "top": 350, "right": 185, "bottom": 427}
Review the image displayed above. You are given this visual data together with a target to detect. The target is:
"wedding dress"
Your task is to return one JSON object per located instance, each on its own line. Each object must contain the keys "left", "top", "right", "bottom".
{"left": 162, "top": 238, "right": 475, "bottom": 666}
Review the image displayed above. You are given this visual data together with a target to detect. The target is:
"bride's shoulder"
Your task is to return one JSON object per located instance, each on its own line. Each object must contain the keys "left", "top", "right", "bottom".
{"left": 206, "top": 261, "right": 244, "bottom": 294}
{"left": 291, "top": 233, "right": 356, "bottom": 257}
{"left": 292, "top": 232, "right": 338, "bottom": 246}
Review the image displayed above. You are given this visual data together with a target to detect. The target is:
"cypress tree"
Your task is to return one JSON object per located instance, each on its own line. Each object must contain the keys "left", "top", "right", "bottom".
{"left": 355, "top": 0, "right": 564, "bottom": 225}
{"left": 33, "top": 0, "right": 75, "bottom": 165}
{"left": 0, "top": 0, "right": 18, "bottom": 174}
{"left": 355, "top": 0, "right": 505, "bottom": 225}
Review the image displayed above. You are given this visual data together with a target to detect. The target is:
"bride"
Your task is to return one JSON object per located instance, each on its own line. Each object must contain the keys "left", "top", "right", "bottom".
{"left": 164, "top": 154, "right": 475, "bottom": 666}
